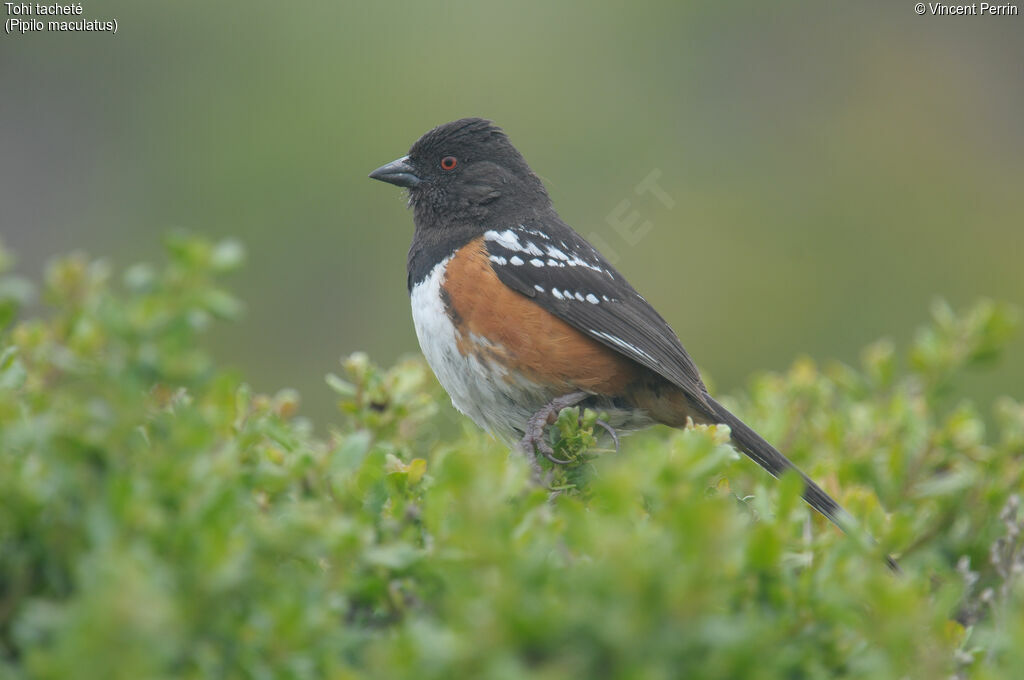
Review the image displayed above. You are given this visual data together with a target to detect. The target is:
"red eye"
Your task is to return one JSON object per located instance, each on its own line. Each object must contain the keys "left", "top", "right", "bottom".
{"left": 440, "top": 156, "right": 458, "bottom": 171}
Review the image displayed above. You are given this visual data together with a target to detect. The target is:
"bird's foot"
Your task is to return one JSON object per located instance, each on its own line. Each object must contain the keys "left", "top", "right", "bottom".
{"left": 519, "top": 392, "right": 589, "bottom": 469}
{"left": 518, "top": 393, "right": 622, "bottom": 483}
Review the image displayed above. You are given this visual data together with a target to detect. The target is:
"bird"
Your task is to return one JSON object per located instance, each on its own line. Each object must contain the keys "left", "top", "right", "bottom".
{"left": 369, "top": 117, "right": 897, "bottom": 571}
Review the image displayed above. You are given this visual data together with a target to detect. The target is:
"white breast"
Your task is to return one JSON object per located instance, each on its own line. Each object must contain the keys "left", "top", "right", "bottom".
{"left": 409, "top": 257, "right": 657, "bottom": 445}
{"left": 409, "top": 258, "right": 539, "bottom": 444}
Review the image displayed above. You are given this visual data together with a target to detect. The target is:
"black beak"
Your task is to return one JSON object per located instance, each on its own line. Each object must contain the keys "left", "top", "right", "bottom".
{"left": 368, "top": 155, "right": 422, "bottom": 188}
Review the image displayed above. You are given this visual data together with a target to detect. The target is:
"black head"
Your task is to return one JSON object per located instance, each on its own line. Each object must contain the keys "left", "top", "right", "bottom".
{"left": 369, "top": 118, "right": 550, "bottom": 227}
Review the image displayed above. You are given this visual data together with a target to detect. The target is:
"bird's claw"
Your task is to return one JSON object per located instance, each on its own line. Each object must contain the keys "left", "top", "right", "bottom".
{"left": 519, "top": 392, "right": 586, "bottom": 468}
{"left": 593, "top": 418, "right": 620, "bottom": 452}
{"left": 519, "top": 392, "right": 621, "bottom": 471}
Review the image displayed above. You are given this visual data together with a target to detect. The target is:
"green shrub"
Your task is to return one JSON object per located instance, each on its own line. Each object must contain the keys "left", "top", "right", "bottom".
{"left": 0, "top": 235, "right": 1021, "bottom": 679}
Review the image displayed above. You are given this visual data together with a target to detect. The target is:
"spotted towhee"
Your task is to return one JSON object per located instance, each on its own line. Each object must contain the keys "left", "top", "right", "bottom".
{"left": 370, "top": 118, "right": 896, "bottom": 570}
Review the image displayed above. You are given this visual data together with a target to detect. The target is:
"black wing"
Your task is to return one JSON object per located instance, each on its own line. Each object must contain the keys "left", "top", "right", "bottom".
{"left": 482, "top": 220, "right": 710, "bottom": 410}
{"left": 484, "top": 222, "right": 899, "bottom": 571}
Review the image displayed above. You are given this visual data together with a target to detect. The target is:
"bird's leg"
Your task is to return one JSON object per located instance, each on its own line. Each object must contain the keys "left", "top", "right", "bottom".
{"left": 519, "top": 391, "right": 589, "bottom": 467}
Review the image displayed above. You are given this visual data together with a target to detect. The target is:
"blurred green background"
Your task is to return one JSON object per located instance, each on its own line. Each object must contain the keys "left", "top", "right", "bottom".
{"left": 2, "top": 1, "right": 1021, "bottom": 426}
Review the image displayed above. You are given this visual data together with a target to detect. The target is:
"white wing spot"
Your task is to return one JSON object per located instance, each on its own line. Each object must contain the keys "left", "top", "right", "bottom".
{"left": 530, "top": 258, "right": 545, "bottom": 267}
{"left": 545, "top": 245, "right": 569, "bottom": 261}
{"left": 534, "top": 284, "right": 545, "bottom": 293}
{"left": 484, "top": 228, "right": 544, "bottom": 256}
{"left": 574, "top": 292, "right": 585, "bottom": 302}
{"left": 552, "top": 288, "right": 565, "bottom": 300}
{"left": 586, "top": 294, "right": 600, "bottom": 304}
{"left": 484, "top": 229, "right": 520, "bottom": 251}
{"left": 509, "top": 256, "right": 524, "bottom": 266}
{"left": 522, "top": 242, "right": 543, "bottom": 256}
{"left": 575, "top": 257, "right": 605, "bottom": 273}
{"left": 591, "top": 330, "right": 657, "bottom": 363}
{"left": 542, "top": 242, "right": 606, "bottom": 274}
{"left": 519, "top": 226, "right": 551, "bottom": 241}
{"left": 489, "top": 255, "right": 507, "bottom": 265}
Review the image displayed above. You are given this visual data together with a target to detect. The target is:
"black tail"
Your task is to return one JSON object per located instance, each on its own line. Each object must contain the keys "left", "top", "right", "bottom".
{"left": 704, "top": 396, "right": 900, "bottom": 573}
